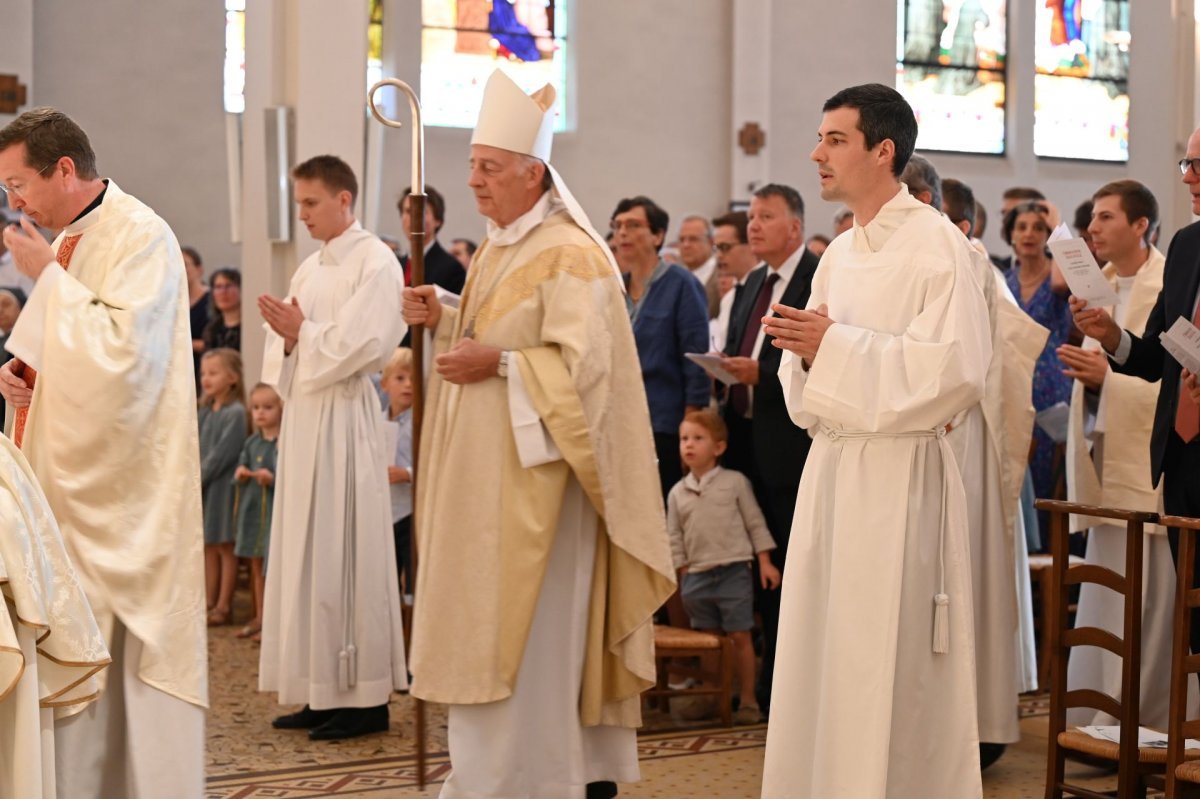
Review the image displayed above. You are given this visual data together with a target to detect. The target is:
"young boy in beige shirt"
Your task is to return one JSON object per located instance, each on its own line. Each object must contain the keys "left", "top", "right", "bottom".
{"left": 667, "top": 409, "right": 780, "bottom": 724}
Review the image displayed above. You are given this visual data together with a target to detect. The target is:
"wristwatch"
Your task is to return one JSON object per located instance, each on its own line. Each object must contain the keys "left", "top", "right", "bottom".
{"left": 497, "top": 350, "right": 510, "bottom": 378}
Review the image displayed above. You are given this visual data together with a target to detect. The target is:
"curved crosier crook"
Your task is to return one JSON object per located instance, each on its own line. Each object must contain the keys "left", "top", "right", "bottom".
{"left": 368, "top": 78, "right": 424, "bottom": 195}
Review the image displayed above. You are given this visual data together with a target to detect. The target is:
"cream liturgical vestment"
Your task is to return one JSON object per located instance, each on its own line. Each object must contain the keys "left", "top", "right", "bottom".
{"left": 951, "top": 244, "right": 1049, "bottom": 745}
{"left": 1065, "top": 249, "right": 1187, "bottom": 728}
{"left": 761, "top": 187, "right": 990, "bottom": 799}
{"left": 260, "top": 221, "right": 408, "bottom": 709}
{"left": 0, "top": 434, "right": 108, "bottom": 799}
{"left": 411, "top": 194, "right": 676, "bottom": 796}
{"left": 4, "top": 181, "right": 208, "bottom": 797}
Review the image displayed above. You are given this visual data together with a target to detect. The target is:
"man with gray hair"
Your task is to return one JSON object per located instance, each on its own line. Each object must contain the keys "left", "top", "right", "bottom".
{"left": 677, "top": 213, "right": 720, "bottom": 317}
{"left": 901, "top": 152, "right": 943, "bottom": 211}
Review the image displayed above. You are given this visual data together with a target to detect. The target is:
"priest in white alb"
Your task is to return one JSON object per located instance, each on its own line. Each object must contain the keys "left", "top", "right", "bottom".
{"left": 1061, "top": 180, "right": 1185, "bottom": 728}
{"left": 401, "top": 70, "right": 676, "bottom": 799}
{"left": 0, "top": 107, "right": 208, "bottom": 799}
{"left": 0, "top": 433, "right": 109, "bottom": 799}
{"left": 760, "top": 84, "right": 991, "bottom": 799}
{"left": 258, "top": 155, "right": 408, "bottom": 741}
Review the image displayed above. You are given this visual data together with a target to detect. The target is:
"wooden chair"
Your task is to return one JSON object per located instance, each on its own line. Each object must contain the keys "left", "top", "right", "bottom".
{"left": 1036, "top": 499, "right": 1164, "bottom": 799}
{"left": 644, "top": 625, "right": 733, "bottom": 727}
{"left": 1163, "top": 514, "right": 1200, "bottom": 798}
{"left": 1030, "top": 551, "right": 1087, "bottom": 691}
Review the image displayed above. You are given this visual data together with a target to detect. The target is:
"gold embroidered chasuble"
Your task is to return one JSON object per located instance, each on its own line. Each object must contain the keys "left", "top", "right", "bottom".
{"left": 410, "top": 212, "right": 676, "bottom": 727}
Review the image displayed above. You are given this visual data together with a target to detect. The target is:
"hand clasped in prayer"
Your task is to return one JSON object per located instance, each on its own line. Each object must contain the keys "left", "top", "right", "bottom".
{"left": 2, "top": 217, "right": 55, "bottom": 281}
{"left": 763, "top": 303, "right": 833, "bottom": 364}
{"left": 258, "top": 294, "right": 305, "bottom": 352}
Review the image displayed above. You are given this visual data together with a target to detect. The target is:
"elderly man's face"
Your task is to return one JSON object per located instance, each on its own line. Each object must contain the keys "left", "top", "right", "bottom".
{"left": 467, "top": 144, "right": 542, "bottom": 227}
{"left": 676, "top": 218, "right": 712, "bottom": 269}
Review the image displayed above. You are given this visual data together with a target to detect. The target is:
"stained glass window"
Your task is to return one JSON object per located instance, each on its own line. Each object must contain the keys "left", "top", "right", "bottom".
{"left": 421, "top": 0, "right": 569, "bottom": 131}
{"left": 895, "top": 0, "right": 1008, "bottom": 155}
{"left": 1033, "top": 0, "right": 1130, "bottom": 162}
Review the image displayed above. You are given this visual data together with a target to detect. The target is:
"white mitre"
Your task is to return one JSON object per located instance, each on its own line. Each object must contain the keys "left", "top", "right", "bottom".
{"left": 471, "top": 70, "right": 619, "bottom": 279}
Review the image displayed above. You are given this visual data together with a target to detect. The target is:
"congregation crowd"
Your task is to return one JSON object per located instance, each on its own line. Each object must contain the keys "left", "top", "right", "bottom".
{"left": 5, "top": 73, "right": 1200, "bottom": 799}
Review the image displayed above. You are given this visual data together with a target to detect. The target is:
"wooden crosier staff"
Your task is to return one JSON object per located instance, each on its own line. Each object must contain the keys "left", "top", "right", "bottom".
{"left": 367, "top": 78, "right": 429, "bottom": 790}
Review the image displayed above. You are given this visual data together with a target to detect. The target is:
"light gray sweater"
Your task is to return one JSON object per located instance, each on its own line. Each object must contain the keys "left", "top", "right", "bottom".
{"left": 666, "top": 466, "right": 776, "bottom": 573}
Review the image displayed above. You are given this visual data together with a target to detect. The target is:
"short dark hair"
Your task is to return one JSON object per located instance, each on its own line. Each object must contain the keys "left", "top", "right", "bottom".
{"left": 941, "top": 178, "right": 976, "bottom": 231}
{"left": 901, "top": 154, "right": 942, "bottom": 210}
{"left": 399, "top": 185, "right": 446, "bottom": 232}
{"left": 292, "top": 155, "right": 358, "bottom": 204}
{"left": 1002, "top": 186, "right": 1045, "bottom": 202}
{"left": 712, "top": 211, "right": 749, "bottom": 244}
{"left": 807, "top": 234, "right": 832, "bottom": 247}
{"left": 451, "top": 237, "right": 478, "bottom": 257}
{"left": 181, "top": 246, "right": 203, "bottom": 267}
{"left": 0, "top": 107, "right": 99, "bottom": 180}
{"left": 1093, "top": 179, "right": 1159, "bottom": 246}
{"left": 1002, "top": 201, "right": 1052, "bottom": 246}
{"left": 612, "top": 196, "right": 669, "bottom": 239}
{"left": 822, "top": 84, "right": 917, "bottom": 177}
{"left": 1073, "top": 200, "right": 1094, "bottom": 233}
{"left": 753, "top": 183, "right": 805, "bottom": 218}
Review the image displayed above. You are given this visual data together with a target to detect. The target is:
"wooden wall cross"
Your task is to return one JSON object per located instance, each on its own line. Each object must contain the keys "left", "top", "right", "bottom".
{"left": 738, "top": 122, "right": 765, "bottom": 156}
{"left": 0, "top": 76, "right": 27, "bottom": 114}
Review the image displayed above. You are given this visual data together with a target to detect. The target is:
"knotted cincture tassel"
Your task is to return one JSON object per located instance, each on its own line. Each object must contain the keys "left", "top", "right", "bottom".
{"left": 933, "top": 592, "right": 950, "bottom": 654}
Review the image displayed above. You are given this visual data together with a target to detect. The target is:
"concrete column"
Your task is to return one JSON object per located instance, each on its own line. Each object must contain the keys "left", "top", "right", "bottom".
{"left": 240, "top": 0, "right": 369, "bottom": 384}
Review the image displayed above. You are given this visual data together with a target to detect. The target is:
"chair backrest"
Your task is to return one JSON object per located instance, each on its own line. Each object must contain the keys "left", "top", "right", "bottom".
{"left": 1163, "top": 514, "right": 1200, "bottom": 796}
{"left": 1036, "top": 499, "right": 1158, "bottom": 797}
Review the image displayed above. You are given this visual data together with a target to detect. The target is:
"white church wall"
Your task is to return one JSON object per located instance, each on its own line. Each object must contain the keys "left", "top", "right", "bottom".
{"left": 29, "top": 0, "right": 238, "bottom": 271}
{"left": 0, "top": 0, "right": 34, "bottom": 133}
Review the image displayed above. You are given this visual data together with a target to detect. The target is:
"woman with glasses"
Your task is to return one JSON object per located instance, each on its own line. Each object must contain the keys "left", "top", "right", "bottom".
{"left": 202, "top": 267, "right": 242, "bottom": 352}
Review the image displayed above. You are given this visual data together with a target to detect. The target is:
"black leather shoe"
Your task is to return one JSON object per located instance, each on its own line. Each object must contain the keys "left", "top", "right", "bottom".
{"left": 308, "top": 704, "right": 389, "bottom": 741}
{"left": 272, "top": 705, "right": 337, "bottom": 730}
{"left": 586, "top": 781, "right": 618, "bottom": 799}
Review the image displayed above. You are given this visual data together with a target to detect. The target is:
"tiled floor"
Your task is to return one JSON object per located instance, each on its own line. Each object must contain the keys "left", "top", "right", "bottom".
{"left": 205, "top": 592, "right": 1131, "bottom": 798}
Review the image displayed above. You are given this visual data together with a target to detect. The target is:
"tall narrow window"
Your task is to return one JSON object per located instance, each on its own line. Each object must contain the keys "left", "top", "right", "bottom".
{"left": 1034, "top": 0, "right": 1129, "bottom": 162}
{"left": 421, "top": 0, "right": 569, "bottom": 131}
{"left": 222, "top": 0, "right": 385, "bottom": 115}
{"left": 368, "top": 0, "right": 385, "bottom": 91}
{"left": 224, "top": 0, "right": 246, "bottom": 114}
{"left": 895, "top": 0, "right": 1008, "bottom": 155}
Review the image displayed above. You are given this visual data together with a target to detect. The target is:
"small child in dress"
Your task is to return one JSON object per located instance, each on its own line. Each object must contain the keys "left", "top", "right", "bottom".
{"left": 233, "top": 382, "right": 282, "bottom": 642}
{"left": 667, "top": 409, "right": 781, "bottom": 725}
{"left": 380, "top": 347, "right": 414, "bottom": 602}
{"left": 199, "top": 348, "right": 249, "bottom": 627}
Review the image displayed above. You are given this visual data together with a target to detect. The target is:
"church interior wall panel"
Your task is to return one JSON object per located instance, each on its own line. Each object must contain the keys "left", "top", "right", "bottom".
{"left": 30, "top": 0, "right": 238, "bottom": 271}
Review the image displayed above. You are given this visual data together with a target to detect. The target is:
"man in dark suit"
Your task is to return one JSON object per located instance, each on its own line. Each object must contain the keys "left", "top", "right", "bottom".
{"left": 399, "top": 185, "right": 466, "bottom": 295}
{"left": 1072, "top": 125, "right": 1200, "bottom": 650}
{"left": 720, "top": 183, "right": 820, "bottom": 714}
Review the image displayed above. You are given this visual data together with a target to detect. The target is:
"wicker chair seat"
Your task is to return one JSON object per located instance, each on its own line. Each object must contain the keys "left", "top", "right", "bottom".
{"left": 654, "top": 624, "right": 723, "bottom": 650}
{"left": 1058, "top": 730, "right": 1200, "bottom": 766}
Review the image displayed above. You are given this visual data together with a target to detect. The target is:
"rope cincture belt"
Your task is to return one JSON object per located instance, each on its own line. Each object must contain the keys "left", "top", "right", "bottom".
{"left": 821, "top": 424, "right": 955, "bottom": 655}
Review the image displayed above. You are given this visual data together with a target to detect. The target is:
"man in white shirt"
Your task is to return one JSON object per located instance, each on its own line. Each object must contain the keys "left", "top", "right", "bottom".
{"left": 677, "top": 214, "right": 719, "bottom": 317}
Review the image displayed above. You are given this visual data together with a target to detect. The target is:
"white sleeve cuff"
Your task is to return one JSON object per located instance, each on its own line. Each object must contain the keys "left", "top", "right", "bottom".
{"left": 1111, "top": 330, "right": 1132, "bottom": 365}
{"left": 508, "top": 360, "right": 563, "bottom": 468}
